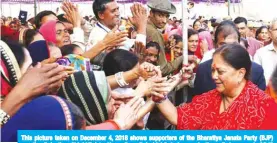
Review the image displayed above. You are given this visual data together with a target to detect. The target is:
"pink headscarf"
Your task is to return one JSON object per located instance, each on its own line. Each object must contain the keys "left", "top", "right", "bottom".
{"left": 168, "top": 25, "right": 183, "bottom": 38}
{"left": 39, "top": 20, "right": 57, "bottom": 44}
{"left": 198, "top": 31, "right": 214, "bottom": 50}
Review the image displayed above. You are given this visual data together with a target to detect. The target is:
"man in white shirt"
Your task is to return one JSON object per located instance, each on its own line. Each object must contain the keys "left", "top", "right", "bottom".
{"left": 254, "top": 18, "right": 277, "bottom": 85}
{"left": 87, "top": 0, "right": 147, "bottom": 50}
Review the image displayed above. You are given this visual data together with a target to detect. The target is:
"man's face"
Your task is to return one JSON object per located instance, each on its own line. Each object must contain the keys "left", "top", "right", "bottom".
{"left": 216, "top": 32, "right": 239, "bottom": 48}
{"left": 235, "top": 22, "right": 247, "bottom": 38}
{"left": 41, "top": 14, "right": 58, "bottom": 26}
{"left": 150, "top": 11, "right": 169, "bottom": 29}
{"left": 270, "top": 22, "right": 277, "bottom": 44}
{"left": 99, "top": 1, "right": 120, "bottom": 29}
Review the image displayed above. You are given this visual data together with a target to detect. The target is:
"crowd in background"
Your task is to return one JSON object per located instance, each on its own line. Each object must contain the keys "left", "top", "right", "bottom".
{"left": 1, "top": 0, "right": 277, "bottom": 141}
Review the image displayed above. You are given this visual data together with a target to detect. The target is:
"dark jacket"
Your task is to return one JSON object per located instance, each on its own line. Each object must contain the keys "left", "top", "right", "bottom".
{"left": 193, "top": 59, "right": 266, "bottom": 96}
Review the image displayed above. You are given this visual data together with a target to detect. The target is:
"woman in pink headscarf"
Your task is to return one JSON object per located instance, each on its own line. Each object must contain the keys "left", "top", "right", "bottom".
{"left": 39, "top": 20, "right": 71, "bottom": 48}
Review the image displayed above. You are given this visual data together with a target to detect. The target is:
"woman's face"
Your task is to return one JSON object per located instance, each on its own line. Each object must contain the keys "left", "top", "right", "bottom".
{"left": 55, "top": 23, "right": 71, "bottom": 48}
{"left": 188, "top": 34, "right": 199, "bottom": 52}
{"left": 145, "top": 46, "right": 159, "bottom": 65}
{"left": 21, "top": 48, "right": 33, "bottom": 74}
{"left": 193, "top": 21, "right": 201, "bottom": 31}
{"left": 173, "top": 41, "right": 183, "bottom": 58}
{"left": 258, "top": 28, "right": 270, "bottom": 41}
{"left": 211, "top": 54, "right": 245, "bottom": 95}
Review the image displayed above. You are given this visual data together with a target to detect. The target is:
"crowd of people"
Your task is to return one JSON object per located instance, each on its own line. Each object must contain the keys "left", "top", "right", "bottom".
{"left": 1, "top": 0, "right": 277, "bottom": 141}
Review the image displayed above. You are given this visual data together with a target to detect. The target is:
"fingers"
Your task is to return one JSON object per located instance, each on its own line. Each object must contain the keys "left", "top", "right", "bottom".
{"left": 48, "top": 79, "right": 63, "bottom": 93}
{"left": 126, "top": 96, "right": 140, "bottom": 107}
{"left": 112, "top": 25, "right": 118, "bottom": 32}
{"left": 45, "top": 65, "right": 67, "bottom": 78}
{"left": 40, "top": 63, "right": 59, "bottom": 73}
{"left": 47, "top": 72, "right": 68, "bottom": 85}
{"left": 130, "top": 97, "right": 143, "bottom": 112}
{"left": 150, "top": 91, "right": 165, "bottom": 98}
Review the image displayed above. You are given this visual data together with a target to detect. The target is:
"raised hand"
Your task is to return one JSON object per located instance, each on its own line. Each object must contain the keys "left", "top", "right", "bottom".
{"left": 128, "top": 3, "right": 147, "bottom": 35}
{"left": 135, "top": 77, "right": 170, "bottom": 98}
{"left": 133, "top": 41, "right": 146, "bottom": 63}
{"left": 61, "top": 1, "right": 82, "bottom": 27}
{"left": 131, "top": 62, "right": 161, "bottom": 80}
{"left": 102, "top": 25, "right": 128, "bottom": 49}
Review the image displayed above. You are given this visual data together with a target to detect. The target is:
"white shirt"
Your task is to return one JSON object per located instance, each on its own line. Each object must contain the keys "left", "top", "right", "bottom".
{"left": 87, "top": 22, "right": 146, "bottom": 51}
{"left": 254, "top": 43, "right": 277, "bottom": 85}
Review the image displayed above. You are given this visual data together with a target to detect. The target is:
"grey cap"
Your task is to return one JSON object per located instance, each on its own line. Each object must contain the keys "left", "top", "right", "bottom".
{"left": 147, "top": 0, "right": 176, "bottom": 14}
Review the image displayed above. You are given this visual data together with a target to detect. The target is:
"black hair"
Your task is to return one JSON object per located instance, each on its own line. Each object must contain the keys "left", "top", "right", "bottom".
{"left": 213, "top": 43, "right": 251, "bottom": 80}
{"left": 197, "top": 28, "right": 206, "bottom": 33}
{"left": 34, "top": 10, "right": 56, "bottom": 29}
{"left": 1, "top": 39, "right": 25, "bottom": 69}
{"left": 172, "top": 34, "right": 182, "bottom": 45}
{"left": 255, "top": 26, "right": 269, "bottom": 39}
{"left": 93, "top": 0, "right": 113, "bottom": 20}
{"left": 234, "top": 16, "right": 247, "bottom": 25}
{"left": 57, "top": 14, "right": 70, "bottom": 23}
{"left": 193, "top": 19, "right": 201, "bottom": 28}
{"left": 271, "top": 66, "right": 277, "bottom": 93}
{"left": 188, "top": 29, "right": 198, "bottom": 39}
{"left": 146, "top": 41, "right": 161, "bottom": 53}
{"left": 103, "top": 49, "right": 138, "bottom": 76}
{"left": 24, "top": 29, "right": 38, "bottom": 47}
{"left": 60, "top": 44, "right": 81, "bottom": 56}
{"left": 214, "top": 20, "right": 240, "bottom": 47}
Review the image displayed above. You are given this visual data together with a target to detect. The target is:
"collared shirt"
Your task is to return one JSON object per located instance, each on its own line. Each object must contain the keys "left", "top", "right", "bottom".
{"left": 87, "top": 22, "right": 146, "bottom": 51}
{"left": 254, "top": 42, "right": 277, "bottom": 85}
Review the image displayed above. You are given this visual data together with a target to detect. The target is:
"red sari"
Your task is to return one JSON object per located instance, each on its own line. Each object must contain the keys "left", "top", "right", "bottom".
{"left": 177, "top": 81, "right": 277, "bottom": 130}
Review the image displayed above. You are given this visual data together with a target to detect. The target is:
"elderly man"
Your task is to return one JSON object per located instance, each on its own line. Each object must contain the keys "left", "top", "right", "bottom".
{"left": 254, "top": 18, "right": 277, "bottom": 85}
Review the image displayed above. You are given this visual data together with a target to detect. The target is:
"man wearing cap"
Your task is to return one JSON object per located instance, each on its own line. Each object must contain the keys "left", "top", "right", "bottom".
{"left": 146, "top": 0, "right": 183, "bottom": 130}
{"left": 146, "top": 0, "right": 183, "bottom": 76}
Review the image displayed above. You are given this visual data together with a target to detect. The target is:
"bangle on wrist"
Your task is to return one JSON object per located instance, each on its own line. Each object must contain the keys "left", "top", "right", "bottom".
{"left": 152, "top": 96, "right": 167, "bottom": 104}
{"left": 0, "top": 109, "right": 10, "bottom": 126}
{"left": 105, "top": 120, "right": 121, "bottom": 130}
{"left": 112, "top": 119, "right": 126, "bottom": 130}
{"left": 115, "top": 72, "right": 129, "bottom": 87}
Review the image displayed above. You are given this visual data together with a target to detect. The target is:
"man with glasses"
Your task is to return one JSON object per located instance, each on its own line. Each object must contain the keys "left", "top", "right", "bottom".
{"left": 146, "top": 0, "right": 183, "bottom": 76}
{"left": 254, "top": 18, "right": 277, "bottom": 85}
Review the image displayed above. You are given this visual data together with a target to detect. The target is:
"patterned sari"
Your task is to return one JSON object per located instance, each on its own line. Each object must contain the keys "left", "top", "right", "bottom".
{"left": 177, "top": 81, "right": 277, "bottom": 129}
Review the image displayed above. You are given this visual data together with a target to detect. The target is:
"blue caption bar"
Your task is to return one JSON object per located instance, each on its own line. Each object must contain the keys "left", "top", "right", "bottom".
{"left": 18, "top": 130, "right": 277, "bottom": 143}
